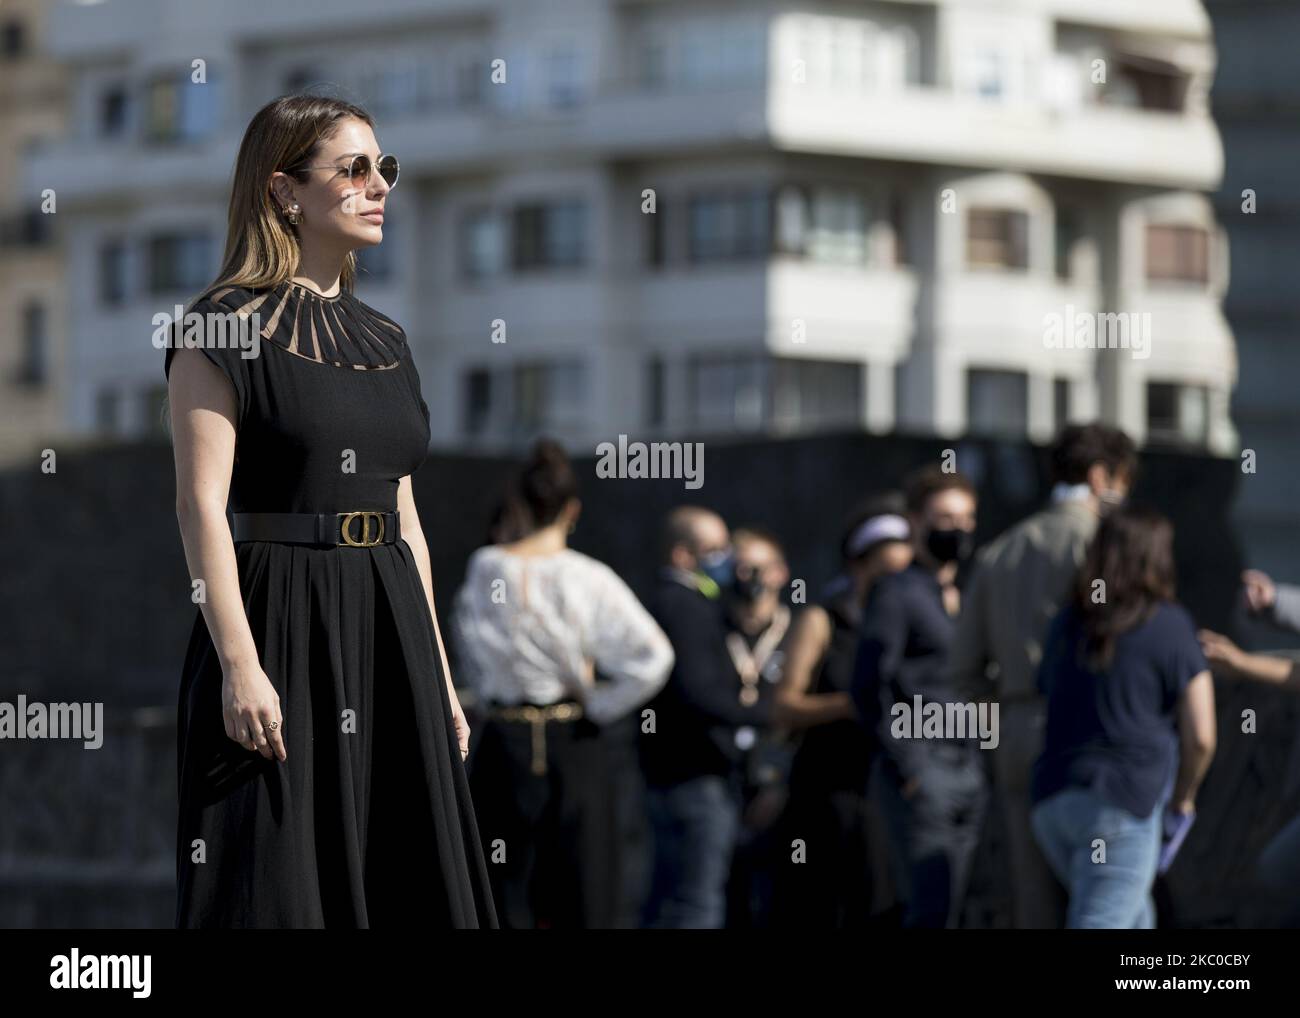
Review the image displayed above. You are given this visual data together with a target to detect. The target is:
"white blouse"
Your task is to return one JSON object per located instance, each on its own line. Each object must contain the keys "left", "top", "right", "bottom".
{"left": 450, "top": 545, "right": 674, "bottom": 725}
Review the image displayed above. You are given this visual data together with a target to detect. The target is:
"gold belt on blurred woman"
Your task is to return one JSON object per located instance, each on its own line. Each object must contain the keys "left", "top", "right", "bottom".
{"left": 488, "top": 700, "right": 584, "bottom": 777}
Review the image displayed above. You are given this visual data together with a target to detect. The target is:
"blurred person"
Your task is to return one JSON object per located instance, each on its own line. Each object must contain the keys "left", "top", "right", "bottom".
{"left": 850, "top": 467, "right": 988, "bottom": 928}
{"left": 721, "top": 526, "right": 794, "bottom": 928}
{"left": 641, "top": 508, "right": 774, "bottom": 928}
{"left": 948, "top": 422, "right": 1137, "bottom": 928}
{"left": 166, "top": 95, "right": 497, "bottom": 927}
{"left": 1031, "top": 507, "right": 1216, "bottom": 929}
{"left": 1240, "top": 568, "right": 1300, "bottom": 630}
{"left": 1200, "top": 571, "right": 1300, "bottom": 926}
{"left": 771, "top": 494, "right": 913, "bottom": 927}
{"left": 452, "top": 439, "right": 673, "bottom": 929}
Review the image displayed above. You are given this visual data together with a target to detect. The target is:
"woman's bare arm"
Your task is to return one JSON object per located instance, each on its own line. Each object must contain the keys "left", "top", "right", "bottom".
{"left": 169, "top": 348, "right": 284, "bottom": 761}
{"left": 1171, "top": 669, "right": 1216, "bottom": 814}
{"left": 773, "top": 605, "right": 855, "bottom": 729}
{"left": 1199, "top": 629, "right": 1299, "bottom": 688}
{"left": 397, "top": 475, "right": 470, "bottom": 757}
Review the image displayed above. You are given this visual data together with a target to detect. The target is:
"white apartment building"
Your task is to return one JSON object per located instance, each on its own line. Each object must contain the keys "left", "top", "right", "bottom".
{"left": 30, "top": 0, "right": 1237, "bottom": 454}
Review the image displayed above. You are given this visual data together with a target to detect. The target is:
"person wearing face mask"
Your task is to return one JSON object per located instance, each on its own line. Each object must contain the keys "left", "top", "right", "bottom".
{"left": 946, "top": 423, "right": 1136, "bottom": 929}
{"left": 771, "top": 493, "right": 913, "bottom": 928}
{"left": 719, "top": 527, "right": 794, "bottom": 927}
{"left": 849, "top": 466, "right": 986, "bottom": 928}
{"left": 641, "top": 507, "right": 776, "bottom": 928}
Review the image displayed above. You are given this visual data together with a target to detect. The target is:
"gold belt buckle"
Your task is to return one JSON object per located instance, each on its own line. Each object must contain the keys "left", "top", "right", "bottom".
{"left": 337, "top": 511, "right": 385, "bottom": 547}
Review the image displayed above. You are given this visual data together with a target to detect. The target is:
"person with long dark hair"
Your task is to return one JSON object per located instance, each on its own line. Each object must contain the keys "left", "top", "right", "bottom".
{"left": 948, "top": 422, "right": 1136, "bottom": 928}
{"left": 166, "top": 95, "right": 496, "bottom": 927}
{"left": 1031, "top": 507, "right": 1216, "bottom": 928}
{"left": 451, "top": 439, "right": 673, "bottom": 928}
{"left": 771, "top": 494, "right": 912, "bottom": 927}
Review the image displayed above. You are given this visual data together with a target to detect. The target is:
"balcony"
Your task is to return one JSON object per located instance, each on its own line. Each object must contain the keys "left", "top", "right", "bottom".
{"left": 767, "top": 82, "right": 1223, "bottom": 192}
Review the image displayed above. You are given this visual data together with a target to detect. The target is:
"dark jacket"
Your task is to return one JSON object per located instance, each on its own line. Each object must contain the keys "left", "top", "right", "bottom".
{"left": 641, "top": 571, "right": 775, "bottom": 787}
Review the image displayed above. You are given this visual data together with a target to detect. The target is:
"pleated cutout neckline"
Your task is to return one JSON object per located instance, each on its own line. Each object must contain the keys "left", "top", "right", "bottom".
{"left": 207, "top": 280, "right": 408, "bottom": 370}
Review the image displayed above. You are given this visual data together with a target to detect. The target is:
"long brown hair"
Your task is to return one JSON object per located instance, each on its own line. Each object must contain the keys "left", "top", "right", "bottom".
{"left": 1071, "top": 505, "right": 1176, "bottom": 669}
{"left": 201, "top": 93, "right": 375, "bottom": 300}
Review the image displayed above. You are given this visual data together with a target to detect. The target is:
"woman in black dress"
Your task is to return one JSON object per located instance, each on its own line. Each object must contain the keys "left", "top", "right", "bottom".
{"left": 165, "top": 94, "right": 497, "bottom": 927}
{"left": 770, "top": 494, "right": 912, "bottom": 927}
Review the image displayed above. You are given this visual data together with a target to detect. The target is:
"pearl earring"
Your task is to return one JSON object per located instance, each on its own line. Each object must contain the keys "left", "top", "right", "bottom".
{"left": 283, "top": 203, "right": 302, "bottom": 225}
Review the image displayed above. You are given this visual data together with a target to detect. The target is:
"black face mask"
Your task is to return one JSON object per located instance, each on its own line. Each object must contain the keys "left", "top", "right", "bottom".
{"left": 925, "top": 527, "right": 974, "bottom": 565}
{"left": 731, "top": 572, "right": 768, "bottom": 603}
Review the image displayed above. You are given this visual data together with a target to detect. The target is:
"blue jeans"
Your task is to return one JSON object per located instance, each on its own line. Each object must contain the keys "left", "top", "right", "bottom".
{"left": 873, "top": 747, "right": 988, "bottom": 929}
{"left": 1031, "top": 786, "right": 1161, "bottom": 929}
{"left": 642, "top": 775, "right": 741, "bottom": 929}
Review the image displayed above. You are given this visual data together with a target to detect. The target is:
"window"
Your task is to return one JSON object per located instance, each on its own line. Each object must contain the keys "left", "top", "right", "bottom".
{"left": 647, "top": 204, "right": 666, "bottom": 266}
{"left": 770, "top": 359, "right": 861, "bottom": 431}
{"left": 99, "top": 240, "right": 127, "bottom": 305}
{"left": 18, "top": 302, "right": 47, "bottom": 387}
{"left": 544, "top": 42, "right": 583, "bottom": 109}
{"left": 688, "top": 191, "right": 770, "bottom": 262}
{"left": 464, "top": 369, "right": 493, "bottom": 436}
{"left": 511, "top": 201, "right": 586, "bottom": 270}
{"left": 144, "top": 74, "right": 219, "bottom": 143}
{"left": 1055, "top": 208, "right": 1081, "bottom": 280}
{"left": 969, "top": 48, "right": 1004, "bottom": 99}
{"left": 1105, "top": 59, "right": 1184, "bottom": 112}
{"left": 1147, "top": 382, "right": 1208, "bottom": 446}
{"left": 646, "top": 357, "right": 665, "bottom": 427}
{"left": 967, "top": 369, "right": 1028, "bottom": 436}
{"left": 0, "top": 210, "right": 49, "bottom": 248}
{"left": 967, "top": 208, "right": 1029, "bottom": 270}
{"left": 688, "top": 356, "right": 862, "bottom": 433}
{"left": 808, "top": 187, "right": 868, "bottom": 265}
{"left": 774, "top": 185, "right": 869, "bottom": 264}
{"left": 890, "top": 193, "right": 908, "bottom": 266}
{"left": 147, "top": 233, "right": 213, "bottom": 294}
{"left": 512, "top": 361, "right": 586, "bottom": 434}
{"left": 2, "top": 19, "right": 26, "bottom": 59}
{"left": 1146, "top": 224, "right": 1209, "bottom": 284}
{"left": 451, "top": 50, "right": 485, "bottom": 108}
{"left": 790, "top": 14, "right": 918, "bottom": 93}
{"left": 460, "top": 208, "right": 503, "bottom": 279}
{"left": 691, "top": 356, "right": 765, "bottom": 431}
{"left": 100, "top": 86, "right": 129, "bottom": 138}
{"left": 1053, "top": 378, "right": 1069, "bottom": 434}
{"left": 144, "top": 78, "right": 181, "bottom": 142}
{"left": 636, "top": 13, "right": 765, "bottom": 91}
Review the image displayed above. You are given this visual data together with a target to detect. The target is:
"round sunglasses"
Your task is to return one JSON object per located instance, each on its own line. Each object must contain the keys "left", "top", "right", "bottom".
{"left": 291, "top": 152, "right": 400, "bottom": 191}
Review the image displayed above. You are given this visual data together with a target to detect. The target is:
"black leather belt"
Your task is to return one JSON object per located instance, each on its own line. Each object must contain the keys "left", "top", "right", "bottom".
{"left": 232, "top": 511, "right": 400, "bottom": 547}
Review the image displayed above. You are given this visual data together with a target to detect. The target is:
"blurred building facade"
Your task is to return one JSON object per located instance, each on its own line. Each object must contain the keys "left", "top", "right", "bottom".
{"left": 27, "top": 0, "right": 1236, "bottom": 456}
{"left": 0, "top": 0, "right": 67, "bottom": 464}
{"left": 1206, "top": 0, "right": 1300, "bottom": 582}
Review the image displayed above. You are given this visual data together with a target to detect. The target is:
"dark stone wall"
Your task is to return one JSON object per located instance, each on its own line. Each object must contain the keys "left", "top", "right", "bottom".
{"left": 0, "top": 434, "right": 1293, "bottom": 927}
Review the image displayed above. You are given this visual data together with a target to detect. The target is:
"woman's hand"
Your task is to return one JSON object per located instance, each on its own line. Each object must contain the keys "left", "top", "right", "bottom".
{"left": 222, "top": 662, "right": 286, "bottom": 762}
{"left": 447, "top": 686, "right": 471, "bottom": 760}
{"left": 1198, "top": 629, "right": 1245, "bottom": 676}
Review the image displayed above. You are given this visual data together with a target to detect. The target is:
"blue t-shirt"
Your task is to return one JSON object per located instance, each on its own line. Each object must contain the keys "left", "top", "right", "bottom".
{"left": 1031, "top": 600, "right": 1207, "bottom": 819}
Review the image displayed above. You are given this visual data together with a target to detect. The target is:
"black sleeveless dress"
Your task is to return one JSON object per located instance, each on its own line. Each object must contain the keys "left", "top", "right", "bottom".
{"left": 773, "top": 583, "right": 887, "bottom": 927}
{"left": 165, "top": 279, "right": 498, "bottom": 928}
